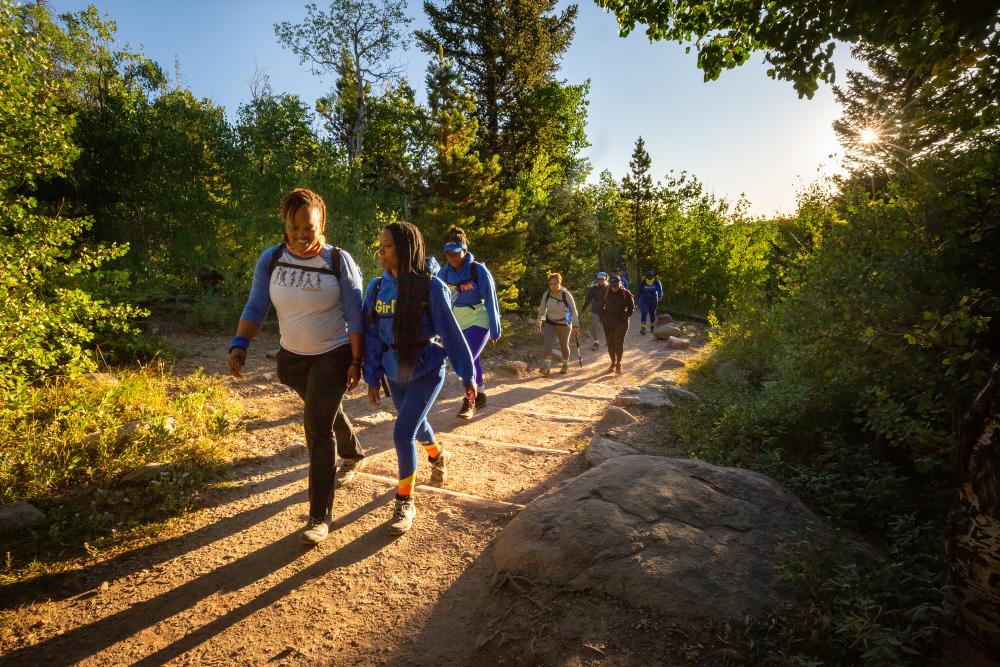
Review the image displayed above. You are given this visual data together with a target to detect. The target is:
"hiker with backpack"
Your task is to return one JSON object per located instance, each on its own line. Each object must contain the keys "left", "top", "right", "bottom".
{"left": 637, "top": 269, "right": 664, "bottom": 335}
{"left": 228, "top": 188, "right": 367, "bottom": 546}
{"left": 438, "top": 227, "right": 502, "bottom": 420}
{"left": 363, "top": 221, "right": 476, "bottom": 535}
{"left": 581, "top": 271, "right": 610, "bottom": 352}
{"left": 535, "top": 273, "right": 580, "bottom": 376}
{"left": 602, "top": 274, "right": 635, "bottom": 374}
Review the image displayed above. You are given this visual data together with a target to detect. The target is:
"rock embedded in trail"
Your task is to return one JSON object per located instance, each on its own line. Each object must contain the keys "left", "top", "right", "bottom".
{"left": 503, "top": 360, "right": 529, "bottom": 377}
{"left": 493, "top": 456, "right": 842, "bottom": 623}
{"left": 667, "top": 336, "right": 691, "bottom": 349}
{"left": 597, "top": 406, "right": 638, "bottom": 432}
{"left": 659, "top": 356, "right": 686, "bottom": 370}
{"left": 0, "top": 501, "right": 47, "bottom": 532}
{"left": 615, "top": 385, "right": 673, "bottom": 409}
{"left": 585, "top": 436, "right": 639, "bottom": 467}
{"left": 653, "top": 324, "right": 682, "bottom": 340}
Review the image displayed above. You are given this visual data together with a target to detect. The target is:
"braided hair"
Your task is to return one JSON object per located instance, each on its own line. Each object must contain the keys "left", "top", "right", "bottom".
{"left": 386, "top": 221, "right": 432, "bottom": 380}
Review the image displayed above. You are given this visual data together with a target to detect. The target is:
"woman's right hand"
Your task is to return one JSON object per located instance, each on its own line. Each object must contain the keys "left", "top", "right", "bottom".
{"left": 368, "top": 384, "right": 381, "bottom": 407}
{"left": 228, "top": 348, "right": 246, "bottom": 378}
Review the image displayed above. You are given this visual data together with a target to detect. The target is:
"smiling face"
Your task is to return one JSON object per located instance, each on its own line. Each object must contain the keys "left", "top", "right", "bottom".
{"left": 377, "top": 229, "right": 398, "bottom": 273}
{"left": 445, "top": 249, "right": 466, "bottom": 270}
{"left": 548, "top": 276, "right": 561, "bottom": 293}
{"left": 284, "top": 205, "right": 324, "bottom": 256}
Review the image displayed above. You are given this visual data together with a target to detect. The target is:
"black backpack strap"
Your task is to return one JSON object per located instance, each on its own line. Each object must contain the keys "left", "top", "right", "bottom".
{"left": 266, "top": 243, "right": 287, "bottom": 277}
{"left": 329, "top": 247, "right": 341, "bottom": 282}
{"left": 268, "top": 243, "right": 342, "bottom": 281}
{"left": 470, "top": 262, "right": 479, "bottom": 282}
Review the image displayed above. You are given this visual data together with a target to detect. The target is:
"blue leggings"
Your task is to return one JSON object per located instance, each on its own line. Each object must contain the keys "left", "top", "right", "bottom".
{"left": 640, "top": 298, "right": 658, "bottom": 325}
{"left": 386, "top": 364, "right": 446, "bottom": 495}
{"left": 463, "top": 325, "right": 490, "bottom": 388}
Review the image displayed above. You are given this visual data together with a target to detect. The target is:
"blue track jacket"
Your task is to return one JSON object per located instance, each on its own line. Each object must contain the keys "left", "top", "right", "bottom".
{"left": 362, "top": 270, "right": 475, "bottom": 387}
{"left": 438, "top": 252, "right": 502, "bottom": 340}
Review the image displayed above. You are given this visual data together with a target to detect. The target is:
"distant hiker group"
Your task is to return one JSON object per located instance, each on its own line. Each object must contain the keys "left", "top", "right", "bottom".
{"left": 227, "top": 187, "right": 663, "bottom": 544}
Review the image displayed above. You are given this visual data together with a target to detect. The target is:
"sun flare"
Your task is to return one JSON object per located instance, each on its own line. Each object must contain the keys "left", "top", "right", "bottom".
{"left": 860, "top": 128, "right": 878, "bottom": 145}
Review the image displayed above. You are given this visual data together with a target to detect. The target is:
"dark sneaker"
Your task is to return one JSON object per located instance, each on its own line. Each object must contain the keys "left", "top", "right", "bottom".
{"left": 335, "top": 457, "right": 367, "bottom": 488}
{"left": 475, "top": 392, "right": 487, "bottom": 410}
{"left": 456, "top": 397, "right": 475, "bottom": 420}
{"left": 539, "top": 365, "right": 551, "bottom": 376}
{"left": 640, "top": 326, "right": 646, "bottom": 335}
{"left": 429, "top": 449, "right": 453, "bottom": 486}
{"left": 389, "top": 496, "right": 416, "bottom": 535}
{"left": 301, "top": 517, "right": 329, "bottom": 545}
{"left": 591, "top": 341, "right": 599, "bottom": 351}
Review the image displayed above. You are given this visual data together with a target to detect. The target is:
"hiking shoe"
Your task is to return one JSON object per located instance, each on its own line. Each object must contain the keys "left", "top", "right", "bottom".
{"left": 429, "top": 449, "right": 453, "bottom": 486}
{"left": 301, "top": 517, "right": 329, "bottom": 545}
{"left": 539, "top": 365, "right": 551, "bottom": 376}
{"left": 389, "top": 496, "right": 416, "bottom": 535}
{"left": 475, "top": 392, "right": 487, "bottom": 410}
{"left": 591, "top": 342, "right": 599, "bottom": 351}
{"left": 559, "top": 361, "right": 569, "bottom": 374}
{"left": 640, "top": 326, "right": 646, "bottom": 335}
{"left": 335, "top": 456, "right": 367, "bottom": 488}
{"left": 456, "top": 397, "right": 476, "bottom": 420}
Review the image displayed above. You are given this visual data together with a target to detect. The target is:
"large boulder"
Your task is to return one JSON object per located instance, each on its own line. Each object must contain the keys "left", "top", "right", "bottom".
{"left": 493, "top": 456, "right": 840, "bottom": 623}
{"left": 597, "top": 406, "right": 638, "bottom": 432}
{"left": 585, "top": 436, "right": 639, "bottom": 467}
{"left": 653, "top": 324, "right": 682, "bottom": 340}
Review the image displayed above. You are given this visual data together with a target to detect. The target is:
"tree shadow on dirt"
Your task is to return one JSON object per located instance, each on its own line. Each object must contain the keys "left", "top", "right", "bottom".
{"left": 3, "top": 489, "right": 397, "bottom": 667}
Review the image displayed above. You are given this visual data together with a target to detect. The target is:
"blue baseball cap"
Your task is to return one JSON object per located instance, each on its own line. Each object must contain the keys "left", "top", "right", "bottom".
{"left": 596, "top": 271, "right": 608, "bottom": 279}
{"left": 443, "top": 241, "right": 467, "bottom": 253}
{"left": 645, "top": 269, "right": 655, "bottom": 276}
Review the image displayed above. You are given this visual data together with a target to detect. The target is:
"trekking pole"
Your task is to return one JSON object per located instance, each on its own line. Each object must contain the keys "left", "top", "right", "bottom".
{"left": 575, "top": 329, "right": 583, "bottom": 367}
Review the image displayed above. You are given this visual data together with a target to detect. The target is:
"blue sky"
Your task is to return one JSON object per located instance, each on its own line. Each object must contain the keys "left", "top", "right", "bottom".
{"left": 49, "top": 0, "right": 857, "bottom": 217}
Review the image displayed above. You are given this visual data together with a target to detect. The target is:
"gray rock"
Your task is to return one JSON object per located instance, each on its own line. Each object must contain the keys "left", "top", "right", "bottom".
{"left": 355, "top": 411, "right": 396, "bottom": 426}
{"left": 659, "top": 357, "right": 686, "bottom": 370}
{"left": 504, "top": 360, "right": 529, "bottom": 377}
{"left": 667, "top": 336, "right": 691, "bottom": 349}
{"left": 653, "top": 324, "right": 682, "bottom": 340}
{"left": 598, "top": 406, "right": 638, "bottom": 431}
{"left": 0, "top": 501, "right": 47, "bottom": 531}
{"left": 493, "top": 456, "right": 842, "bottom": 623}
{"left": 669, "top": 387, "right": 700, "bottom": 401}
{"left": 585, "top": 437, "right": 639, "bottom": 467}
{"left": 615, "top": 385, "right": 674, "bottom": 409}
{"left": 120, "top": 462, "right": 175, "bottom": 485}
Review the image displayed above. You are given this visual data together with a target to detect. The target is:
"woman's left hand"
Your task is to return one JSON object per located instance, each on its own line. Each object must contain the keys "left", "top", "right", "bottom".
{"left": 346, "top": 363, "right": 361, "bottom": 391}
{"left": 465, "top": 385, "right": 477, "bottom": 403}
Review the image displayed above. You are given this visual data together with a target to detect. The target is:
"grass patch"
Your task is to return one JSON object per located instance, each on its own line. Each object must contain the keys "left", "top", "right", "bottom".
{"left": 0, "top": 363, "right": 242, "bottom": 584}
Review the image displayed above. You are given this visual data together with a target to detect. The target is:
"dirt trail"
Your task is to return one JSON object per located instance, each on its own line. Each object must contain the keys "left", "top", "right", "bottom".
{"left": 2, "top": 316, "right": 699, "bottom": 666}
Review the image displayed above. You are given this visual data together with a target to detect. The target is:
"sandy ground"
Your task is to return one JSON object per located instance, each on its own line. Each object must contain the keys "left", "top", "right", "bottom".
{"left": 1, "top": 314, "right": 705, "bottom": 666}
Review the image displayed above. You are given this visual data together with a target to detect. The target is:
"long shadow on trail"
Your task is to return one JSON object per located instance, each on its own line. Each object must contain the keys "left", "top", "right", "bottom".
{"left": 0, "top": 462, "right": 307, "bottom": 611}
{"left": 3, "top": 489, "right": 396, "bottom": 667}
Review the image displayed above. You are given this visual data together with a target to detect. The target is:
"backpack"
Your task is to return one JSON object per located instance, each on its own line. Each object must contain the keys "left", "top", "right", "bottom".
{"left": 267, "top": 243, "right": 342, "bottom": 281}
{"left": 544, "top": 288, "right": 571, "bottom": 326}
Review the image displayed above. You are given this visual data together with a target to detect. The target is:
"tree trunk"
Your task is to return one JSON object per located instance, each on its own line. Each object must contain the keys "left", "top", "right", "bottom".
{"left": 946, "top": 361, "right": 1000, "bottom": 665}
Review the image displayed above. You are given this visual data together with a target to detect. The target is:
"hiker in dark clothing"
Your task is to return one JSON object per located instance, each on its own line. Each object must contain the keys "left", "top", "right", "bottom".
{"left": 581, "top": 271, "right": 609, "bottom": 352}
{"left": 601, "top": 274, "right": 635, "bottom": 374}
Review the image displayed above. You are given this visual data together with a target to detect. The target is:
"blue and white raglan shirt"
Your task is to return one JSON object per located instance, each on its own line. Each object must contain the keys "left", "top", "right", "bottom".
{"left": 438, "top": 252, "right": 502, "bottom": 340}
{"left": 361, "top": 271, "right": 475, "bottom": 386}
{"left": 239, "top": 244, "right": 364, "bottom": 355}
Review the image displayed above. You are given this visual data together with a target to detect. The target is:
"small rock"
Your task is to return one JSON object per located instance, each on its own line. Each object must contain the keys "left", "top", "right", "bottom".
{"left": 504, "top": 360, "right": 529, "bottom": 378}
{"left": 615, "top": 385, "right": 674, "bottom": 409}
{"left": 669, "top": 387, "right": 700, "bottom": 401}
{"left": 262, "top": 373, "right": 274, "bottom": 381}
{"left": 659, "top": 356, "right": 686, "bottom": 370}
{"left": 355, "top": 411, "right": 395, "bottom": 426}
{"left": 653, "top": 324, "right": 682, "bottom": 340}
{"left": 585, "top": 436, "right": 639, "bottom": 467}
{"left": 667, "top": 336, "right": 691, "bottom": 349}
{"left": 99, "top": 581, "right": 110, "bottom": 592}
{"left": 598, "top": 406, "right": 638, "bottom": 431}
{"left": 283, "top": 441, "right": 307, "bottom": 458}
{"left": 504, "top": 313, "right": 523, "bottom": 322}
{"left": 0, "top": 501, "right": 47, "bottom": 532}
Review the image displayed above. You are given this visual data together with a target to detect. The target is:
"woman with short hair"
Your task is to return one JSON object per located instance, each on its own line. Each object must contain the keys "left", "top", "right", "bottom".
{"left": 535, "top": 273, "right": 580, "bottom": 376}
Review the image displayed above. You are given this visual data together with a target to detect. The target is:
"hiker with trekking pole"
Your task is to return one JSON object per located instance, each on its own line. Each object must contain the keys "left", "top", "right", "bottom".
{"left": 535, "top": 273, "right": 580, "bottom": 376}
{"left": 438, "top": 227, "right": 502, "bottom": 420}
{"left": 228, "top": 188, "right": 368, "bottom": 546}
{"left": 362, "top": 221, "right": 476, "bottom": 535}
{"left": 581, "top": 271, "right": 610, "bottom": 352}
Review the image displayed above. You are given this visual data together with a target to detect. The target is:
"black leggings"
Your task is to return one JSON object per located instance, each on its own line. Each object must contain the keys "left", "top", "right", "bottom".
{"left": 276, "top": 345, "right": 364, "bottom": 519}
{"left": 603, "top": 321, "right": 629, "bottom": 364}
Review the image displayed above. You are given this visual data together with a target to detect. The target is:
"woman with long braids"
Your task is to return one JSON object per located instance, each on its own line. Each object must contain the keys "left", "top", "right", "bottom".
{"left": 438, "top": 227, "right": 502, "bottom": 419}
{"left": 363, "top": 221, "right": 476, "bottom": 534}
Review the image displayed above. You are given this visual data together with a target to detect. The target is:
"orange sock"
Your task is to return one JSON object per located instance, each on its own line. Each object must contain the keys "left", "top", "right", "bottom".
{"left": 398, "top": 472, "right": 415, "bottom": 497}
{"left": 421, "top": 441, "right": 443, "bottom": 460}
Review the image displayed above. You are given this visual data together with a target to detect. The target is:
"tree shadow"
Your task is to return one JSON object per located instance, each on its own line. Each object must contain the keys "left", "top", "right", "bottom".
{"left": 3, "top": 489, "right": 396, "bottom": 667}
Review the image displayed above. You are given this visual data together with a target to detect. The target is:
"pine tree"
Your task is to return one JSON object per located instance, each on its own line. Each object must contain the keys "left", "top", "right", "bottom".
{"left": 620, "top": 136, "right": 656, "bottom": 272}
{"left": 415, "top": 52, "right": 524, "bottom": 306}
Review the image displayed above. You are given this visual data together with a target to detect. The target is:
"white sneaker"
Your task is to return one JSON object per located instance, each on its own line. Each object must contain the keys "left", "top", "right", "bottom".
{"left": 301, "top": 518, "right": 329, "bottom": 545}
{"left": 389, "top": 496, "right": 416, "bottom": 535}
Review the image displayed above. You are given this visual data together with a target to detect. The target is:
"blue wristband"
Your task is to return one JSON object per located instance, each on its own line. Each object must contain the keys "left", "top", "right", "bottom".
{"left": 229, "top": 336, "right": 250, "bottom": 353}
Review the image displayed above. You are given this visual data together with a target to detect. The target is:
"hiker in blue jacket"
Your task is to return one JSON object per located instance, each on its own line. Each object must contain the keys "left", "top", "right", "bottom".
{"left": 637, "top": 269, "right": 664, "bottom": 335}
{"left": 228, "top": 188, "right": 366, "bottom": 546}
{"left": 438, "top": 227, "right": 502, "bottom": 420}
{"left": 363, "top": 221, "right": 476, "bottom": 535}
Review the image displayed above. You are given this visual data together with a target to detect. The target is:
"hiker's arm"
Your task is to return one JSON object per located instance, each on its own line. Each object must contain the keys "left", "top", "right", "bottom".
{"left": 229, "top": 250, "right": 273, "bottom": 377}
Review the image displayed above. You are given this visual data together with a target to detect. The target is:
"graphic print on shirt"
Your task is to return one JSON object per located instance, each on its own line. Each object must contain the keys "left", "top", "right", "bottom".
{"left": 272, "top": 264, "right": 323, "bottom": 291}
